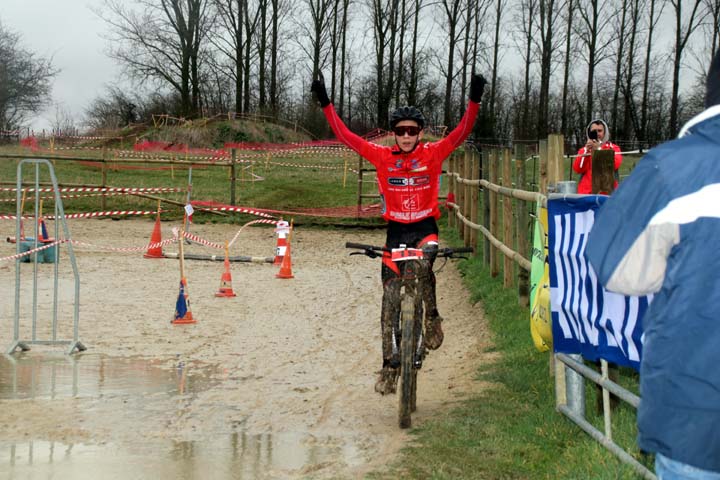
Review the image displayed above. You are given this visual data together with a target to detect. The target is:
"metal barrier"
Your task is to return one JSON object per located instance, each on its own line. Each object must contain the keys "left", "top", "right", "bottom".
{"left": 555, "top": 354, "right": 654, "bottom": 479}
{"left": 8, "top": 159, "right": 86, "bottom": 355}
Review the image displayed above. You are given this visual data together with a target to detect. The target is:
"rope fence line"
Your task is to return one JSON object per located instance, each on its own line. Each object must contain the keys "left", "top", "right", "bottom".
{"left": 448, "top": 202, "right": 532, "bottom": 272}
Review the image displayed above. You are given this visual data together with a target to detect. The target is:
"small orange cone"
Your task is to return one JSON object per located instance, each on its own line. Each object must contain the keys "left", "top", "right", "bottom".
{"left": 215, "top": 244, "right": 236, "bottom": 297}
{"left": 172, "top": 277, "right": 196, "bottom": 324}
{"left": 273, "top": 220, "right": 290, "bottom": 265}
{"left": 275, "top": 236, "right": 294, "bottom": 279}
{"left": 144, "top": 212, "right": 164, "bottom": 258}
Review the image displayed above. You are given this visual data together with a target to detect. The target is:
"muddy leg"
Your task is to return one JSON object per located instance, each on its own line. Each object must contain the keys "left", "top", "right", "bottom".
{"left": 381, "top": 267, "right": 401, "bottom": 368}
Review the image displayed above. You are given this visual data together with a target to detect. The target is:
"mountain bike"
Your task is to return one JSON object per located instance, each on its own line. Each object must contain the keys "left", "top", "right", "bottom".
{"left": 346, "top": 241, "right": 473, "bottom": 428}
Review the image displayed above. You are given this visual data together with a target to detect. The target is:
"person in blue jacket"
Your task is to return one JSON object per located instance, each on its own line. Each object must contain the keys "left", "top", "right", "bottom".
{"left": 585, "top": 52, "right": 720, "bottom": 479}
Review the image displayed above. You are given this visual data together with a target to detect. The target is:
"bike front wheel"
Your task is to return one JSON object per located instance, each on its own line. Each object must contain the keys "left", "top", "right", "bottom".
{"left": 398, "top": 294, "right": 417, "bottom": 429}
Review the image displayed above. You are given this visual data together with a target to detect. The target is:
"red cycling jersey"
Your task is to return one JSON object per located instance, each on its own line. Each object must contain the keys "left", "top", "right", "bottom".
{"left": 322, "top": 101, "right": 479, "bottom": 223}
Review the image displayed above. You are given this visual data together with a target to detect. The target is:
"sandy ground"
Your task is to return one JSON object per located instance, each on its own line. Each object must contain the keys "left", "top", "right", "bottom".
{"left": 0, "top": 218, "right": 493, "bottom": 479}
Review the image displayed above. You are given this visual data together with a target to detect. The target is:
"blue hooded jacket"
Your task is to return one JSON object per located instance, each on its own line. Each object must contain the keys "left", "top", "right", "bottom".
{"left": 585, "top": 105, "right": 720, "bottom": 472}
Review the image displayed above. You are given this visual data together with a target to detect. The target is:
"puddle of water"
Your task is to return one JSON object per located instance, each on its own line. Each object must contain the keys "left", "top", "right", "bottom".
{"left": 0, "top": 354, "right": 214, "bottom": 400}
{"left": 0, "top": 432, "right": 365, "bottom": 479}
{"left": 0, "top": 355, "right": 368, "bottom": 477}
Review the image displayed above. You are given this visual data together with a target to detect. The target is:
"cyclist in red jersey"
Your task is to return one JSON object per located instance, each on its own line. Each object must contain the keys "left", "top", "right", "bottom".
{"left": 311, "top": 73, "right": 485, "bottom": 394}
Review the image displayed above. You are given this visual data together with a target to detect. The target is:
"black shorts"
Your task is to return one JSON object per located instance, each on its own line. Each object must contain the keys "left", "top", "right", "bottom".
{"left": 382, "top": 217, "right": 439, "bottom": 279}
{"left": 384, "top": 217, "right": 439, "bottom": 249}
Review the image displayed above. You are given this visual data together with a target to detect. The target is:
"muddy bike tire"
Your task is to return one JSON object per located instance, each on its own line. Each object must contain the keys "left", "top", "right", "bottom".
{"left": 399, "top": 294, "right": 417, "bottom": 429}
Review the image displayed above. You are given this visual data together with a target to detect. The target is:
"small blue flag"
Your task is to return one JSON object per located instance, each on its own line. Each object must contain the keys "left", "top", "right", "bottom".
{"left": 174, "top": 280, "right": 187, "bottom": 320}
{"left": 40, "top": 220, "right": 49, "bottom": 241}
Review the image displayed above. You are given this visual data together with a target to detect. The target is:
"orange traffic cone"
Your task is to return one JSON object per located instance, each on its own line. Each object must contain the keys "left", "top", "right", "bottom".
{"left": 144, "top": 212, "right": 164, "bottom": 258}
{"left": 172, "top": 277, "right": 196, "bottom": 324}
{"left": 276, "top": 241, "right": 294, "bottom": 279}
{"left": 215, "top": 246, "right": 236, "bottom": 297}
{"left": 273, "top": 220, "right": 290, "bottom": 265}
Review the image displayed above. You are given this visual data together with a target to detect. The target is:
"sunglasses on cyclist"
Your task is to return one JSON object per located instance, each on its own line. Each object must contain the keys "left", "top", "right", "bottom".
{"left": 393, "top": 125, "right": 422, "bottom": 137}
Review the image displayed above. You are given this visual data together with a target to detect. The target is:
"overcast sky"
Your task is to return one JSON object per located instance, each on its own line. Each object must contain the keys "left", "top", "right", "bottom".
{"left": 3, "top": 0, "right": 119, "bottom": 132}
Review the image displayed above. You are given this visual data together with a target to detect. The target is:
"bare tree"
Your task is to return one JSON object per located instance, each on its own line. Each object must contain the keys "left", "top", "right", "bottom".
{"left": 100, "top": 0, "right": 213, "bottom": 118}
{"left": 0, "top": 22, "right": 57, "bottom": 131}
{"left": 515, "top": 0, "right": 537, "bottom": 137}
{"left": 297, "top": 0, "right": 336, "bottom": 79}
{"left": 610, "top": 0, "right": 628, "bottom": 134}
{"left": 338, "top": 0, "right": 351, "bottom": 117}
{"left": 705, "top": 0, "right": 720, "bottom": 58}
{"left": 369, "top": 0, "right": 400, "bottom": 126}
{"left": 50, "top": 103, "right": 78, "bottom": 137}
{"left": 407, "top": 0, "right": 425, "bottom": 106}
{"left": 438, "top": 0, "right": 464, "bottom": 125}
{"left": 621, "top": 0, "right": 644, "bottom": 140}
{"left": 560, "top": 0, "right": 575, "bottom": 134}
{"left": 640, "top": 0, "right": 665, "bottom": 142}
{"left": 668, "top": 0, "right": 703, "bottom": 135}
{"left": 258, "top": 0, "right": 269, "bottom": 110}
{"left": 489, "top": 0, "right": 508, "bottom": 131}
{"left": 270, "top": 0, "right": 281, "bottom": 114}
{"left": 576, "top": 0, "right": 618, "bottom": 123}
{"left": 84, "top": 86, "right": 139, "bottom": 130}
{"left": 211, "top": 0, "right": 248, "bottom": 114}
{"left": 534, "top": 0, "right": 564, "bottom": 137}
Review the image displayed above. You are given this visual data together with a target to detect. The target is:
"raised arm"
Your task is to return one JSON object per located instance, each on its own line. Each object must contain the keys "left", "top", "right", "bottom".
{"left": 311, "top": 74, "right": 379, "bottom": 160}
{"left": 434, "top": 74, "right": 485, "bottom": 159}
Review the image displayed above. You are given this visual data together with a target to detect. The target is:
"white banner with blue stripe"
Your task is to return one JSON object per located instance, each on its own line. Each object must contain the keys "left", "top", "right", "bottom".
{"left": 548, "top": 195, "right": 651, "bottom": 370}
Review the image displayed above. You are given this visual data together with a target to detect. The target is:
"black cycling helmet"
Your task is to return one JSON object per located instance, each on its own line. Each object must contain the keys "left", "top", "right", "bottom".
{"left": 389, "top": 106, "right": 425, "bottom": 129}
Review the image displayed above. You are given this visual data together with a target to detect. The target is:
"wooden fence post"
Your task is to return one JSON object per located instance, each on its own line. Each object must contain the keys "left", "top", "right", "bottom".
{"left": 230, "top": 149, "right": 237, "bottom": 206}
{"left": 490, "top": 149, "right": 500, "bottom": 277}
{"left": 457, "top": 153, "right": 465, "bottom": 240}
{"left": 482, "top": 149, "right": 490, "bottom": 266}
{"left": 448, "top": 156, "right": 456, "bottom": 229}
{"left": 356, "top": 155, "right": 363, "bottom": 218}
{"left": 539, "top": 140, "right": 548, "bottom": 194}
{"left": 547, "top": 134, "right": 565, "bottom": 188}
{"left": 502, "top": 148, "right": 513, "bottom": 288}
{"left": 101, "top": 148, "right": 107, "bottom": 211}
{"left": 463, "top": 149, "right": 472, "bottom": 246}
{"left": 515, "top": 144, "right": 529, "bottom": 307}
{"left": 470, "top": 149, "right": 479, "bottom": 251}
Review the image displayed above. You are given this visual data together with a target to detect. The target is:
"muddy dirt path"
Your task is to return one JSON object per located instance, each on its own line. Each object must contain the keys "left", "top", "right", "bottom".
{"left": 0, "top": 219, "right": 492, "bottom": 479}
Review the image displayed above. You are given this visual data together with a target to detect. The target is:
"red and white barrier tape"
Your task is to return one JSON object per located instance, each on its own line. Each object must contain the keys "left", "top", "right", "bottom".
{"left": 190, "top": 203, "right": 276, "bottom": 219}
{"left": 228, "top": 219, "right": 279, "bottom": 247}
{"left": 1, "top": 235, "right": 180, "bottom": 262}
{"left": 0, "top": 211, "right": 157, "bottom": 221}
{"left": 0, "top": 186, "right": 183, "bottom": 194}
{"left": 180, "top": 231, "right": 224, "bottom": 249}
{"left": 0, "top": 240, "right": 67, "bottom": 262}
{"left": 70, "top": 236, "right": 179, "bottom": 254}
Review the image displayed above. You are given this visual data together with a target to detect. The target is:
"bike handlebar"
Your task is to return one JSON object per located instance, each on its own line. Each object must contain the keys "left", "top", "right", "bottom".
{"left": 345, "top": 242, "right": 473, "bottom": 258}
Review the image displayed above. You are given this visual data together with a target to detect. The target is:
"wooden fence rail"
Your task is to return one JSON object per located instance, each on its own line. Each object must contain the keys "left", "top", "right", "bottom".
{"left": 446, "top": 137, "right": 564, "bottom": 305}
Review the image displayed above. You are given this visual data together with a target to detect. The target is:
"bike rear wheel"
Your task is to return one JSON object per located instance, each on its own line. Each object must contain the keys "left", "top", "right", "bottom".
{"left": 399, "top": 294, "right": 417, "bottom": 429}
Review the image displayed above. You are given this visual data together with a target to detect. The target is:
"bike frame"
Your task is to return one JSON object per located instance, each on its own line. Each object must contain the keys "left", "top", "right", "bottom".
{"left": 390, "top": 246, "right": 433, "bottom": 370}
{"left": 346, "top": 242, "right": 472, "bottom": 428}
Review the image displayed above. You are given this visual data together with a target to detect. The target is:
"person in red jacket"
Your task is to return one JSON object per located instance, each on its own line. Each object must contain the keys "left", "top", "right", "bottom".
{"left": 572, "top": 119, "right": 623, "bottom": 193}
{"left": 311, "top": 72, "right": 485, "bottom": 394}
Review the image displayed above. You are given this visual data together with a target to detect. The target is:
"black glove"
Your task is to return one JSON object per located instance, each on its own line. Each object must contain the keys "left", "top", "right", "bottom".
{"left": 469, "top": 74, "right": 487, "bottom": 103}
{"left": 311, "top": 73, "right": 331, "bottom": 107}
